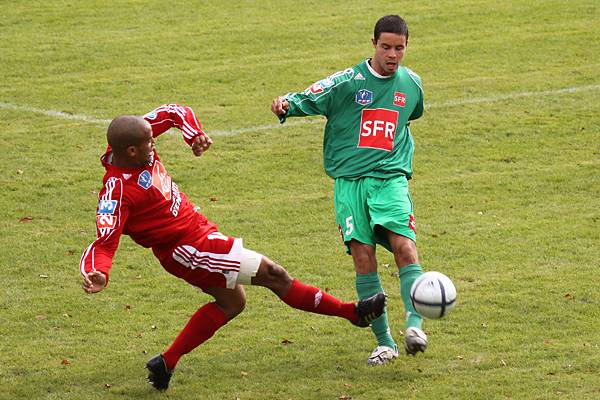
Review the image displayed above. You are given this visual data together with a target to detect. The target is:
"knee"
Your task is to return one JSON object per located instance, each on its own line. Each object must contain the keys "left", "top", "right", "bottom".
{"left": 350, "top": 241, "right": 377, "bottom": 273}
{"left": 392, "top": 240, "right": 418, "bottom": 266}
{"left": 219, "top": 291, "right": 246, "bottom": 320}
{"left": 265, "top": 261, "right": 292, "bottom": 285}
{"left": 253, "top": 258, "right": 293, "bottom": 290}
{"left": 353, "top": 251, "right": 375, "bottom": 268}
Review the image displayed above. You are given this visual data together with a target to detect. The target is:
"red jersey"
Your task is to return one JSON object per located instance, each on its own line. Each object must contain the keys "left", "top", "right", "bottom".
{"left": 80, "top": 104, "right": 214, "bottom": 281}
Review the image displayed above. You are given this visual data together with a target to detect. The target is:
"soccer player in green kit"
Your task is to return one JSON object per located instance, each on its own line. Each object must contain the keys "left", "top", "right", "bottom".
{"left": 271, "top": 15, "right": 427, "bottom": 365}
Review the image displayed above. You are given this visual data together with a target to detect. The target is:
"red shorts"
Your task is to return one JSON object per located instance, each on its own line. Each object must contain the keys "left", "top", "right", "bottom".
{"left": 152, "top": 217, "right": 243, "bottom": 290}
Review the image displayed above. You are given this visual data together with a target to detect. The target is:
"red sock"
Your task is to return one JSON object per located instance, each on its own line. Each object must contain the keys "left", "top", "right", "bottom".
{"left": 281, "top": 279, "right": 358, "bottom": 323}
{"left": 162, "top": 302, "right": 227, "bottom": 370}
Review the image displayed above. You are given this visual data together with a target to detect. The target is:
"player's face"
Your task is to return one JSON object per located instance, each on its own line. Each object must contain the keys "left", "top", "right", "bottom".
{"left": 371, "top": 32, "right": 407, "bottom": 76}
{"left": 132, "top": 123, "right": 155, "bottom": 167}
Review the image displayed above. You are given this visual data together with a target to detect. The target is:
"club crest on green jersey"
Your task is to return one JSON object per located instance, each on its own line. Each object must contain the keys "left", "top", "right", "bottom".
{"left": 355, "top": 89, "right": 373, "bottom": 105}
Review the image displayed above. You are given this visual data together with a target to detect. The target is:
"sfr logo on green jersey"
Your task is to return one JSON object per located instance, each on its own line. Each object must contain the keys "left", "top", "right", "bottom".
{"left": 394, "top": 92, "right": 407, "bottom": 107}
{"left": 358, "top": 108, "right": 399, "bottom": 151}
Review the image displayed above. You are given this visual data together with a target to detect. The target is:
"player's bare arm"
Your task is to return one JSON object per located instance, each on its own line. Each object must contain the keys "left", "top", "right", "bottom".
{"left": 191, "top": 134, "right": 213, "bottom": 157}
{"left": 82, "top": 271, "right": 107, "bottom": 294}
{"left": 270, "top": 96, "right": 289, "bottom": 116}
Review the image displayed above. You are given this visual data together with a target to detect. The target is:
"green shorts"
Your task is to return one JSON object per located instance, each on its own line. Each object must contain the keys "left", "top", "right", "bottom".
{"left": 334, "top": 175, "right": 416, "bottom": 253}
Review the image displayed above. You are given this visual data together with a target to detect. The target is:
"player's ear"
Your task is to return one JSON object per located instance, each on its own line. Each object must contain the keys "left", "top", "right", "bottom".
{"left": 126, "top": 145, "right": 137, "bottom": 158}
{"left": 372, "top": 38, "right": 377, "bottom": 48}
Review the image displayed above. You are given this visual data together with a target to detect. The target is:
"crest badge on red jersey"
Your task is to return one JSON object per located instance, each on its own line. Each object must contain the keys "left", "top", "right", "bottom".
{"left": 138, "top": 170, "right": 152, "bottom": 189}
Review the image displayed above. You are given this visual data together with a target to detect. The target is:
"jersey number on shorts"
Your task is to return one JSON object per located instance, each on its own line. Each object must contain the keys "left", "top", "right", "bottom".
{"left": 344, "top": 216, "right": 354, "bottom": 236}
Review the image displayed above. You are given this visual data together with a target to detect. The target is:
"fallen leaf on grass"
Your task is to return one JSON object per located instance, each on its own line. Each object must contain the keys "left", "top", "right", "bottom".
{"left": 61, "top": 359, "right": 71, "bottom": 365}
{"left": 339, "top": 395, "right": 352, "bottom": 400}
{"left": 19, "top": 217, "right": 33, "bottom": 222}
{"left": 104, "top": 384, "right": 112, "bottom": 389}
{"left": 564, "top": 293, "right": 573, "bottom": 300}
{"left": 240, "top": 371, "right": 248, "bottom": 377}
{"left": 281, "top": 339, "right": 293, "bottom": 345}
{"left": 39, "top": 274, "right": 48, "bottom": 279}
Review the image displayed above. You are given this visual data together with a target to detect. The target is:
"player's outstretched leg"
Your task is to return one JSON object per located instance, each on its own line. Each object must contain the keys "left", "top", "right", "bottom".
{"left": 278, "top": 279, "right": 386, "bottom": 327}
{"left": 251, "top": 257, "right": 386, "bottom": 326}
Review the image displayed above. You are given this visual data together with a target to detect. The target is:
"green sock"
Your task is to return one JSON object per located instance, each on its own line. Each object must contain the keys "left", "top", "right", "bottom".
{"left": 356, "top": 272, "right": 396, "bottom": 349}
{"left": 399, "top": 264, "right": 424, "bottom": 330}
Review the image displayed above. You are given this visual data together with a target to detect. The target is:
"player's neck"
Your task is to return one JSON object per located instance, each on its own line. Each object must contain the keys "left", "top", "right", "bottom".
{"left": 110, "top": 152, "right": 141, "bottom": 170}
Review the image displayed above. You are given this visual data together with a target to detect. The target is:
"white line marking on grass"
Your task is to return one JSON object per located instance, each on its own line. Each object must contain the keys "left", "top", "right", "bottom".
{"left": 2, "top": 83, "right": 599, "bottom": 135}
{"left": 209, "top": 118, "right": 321, "bottom": 136}
{"left": 427, "top": 83, "right": 600, "bottom": 108}
{"left": 0, "top": 101, "right": 111, "bottom": 125}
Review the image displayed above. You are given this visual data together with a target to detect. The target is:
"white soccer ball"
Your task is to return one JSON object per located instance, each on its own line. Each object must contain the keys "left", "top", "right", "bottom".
{"left": 410, "top": 271, "right": 456, "bottom": 319}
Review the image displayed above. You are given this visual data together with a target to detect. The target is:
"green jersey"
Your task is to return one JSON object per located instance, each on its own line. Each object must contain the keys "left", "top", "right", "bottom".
{"left": 280, "top": 59, "right": 424, "bottom": 179}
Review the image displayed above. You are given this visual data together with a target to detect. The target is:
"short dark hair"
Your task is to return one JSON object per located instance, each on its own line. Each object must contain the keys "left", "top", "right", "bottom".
{"left": 374, "top": 15, "right": 409, "bottom": 42}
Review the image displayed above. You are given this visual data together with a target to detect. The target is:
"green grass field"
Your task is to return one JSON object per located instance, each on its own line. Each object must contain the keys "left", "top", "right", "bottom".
{"left": 1, "top": 1, "right": 599, "bottom": 399}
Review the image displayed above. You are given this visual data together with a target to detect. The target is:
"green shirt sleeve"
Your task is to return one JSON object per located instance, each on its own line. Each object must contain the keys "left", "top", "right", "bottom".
{"left": 406, "top": 68, "right": 424, "bottom": 121}
{"left": 278, "top": 68, "right": 355, "bottom": 123}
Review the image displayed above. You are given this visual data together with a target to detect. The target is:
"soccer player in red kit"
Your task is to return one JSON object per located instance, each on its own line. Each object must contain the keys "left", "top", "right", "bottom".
{"left": 80, "top": 104, "right": 386, "bottom": 391}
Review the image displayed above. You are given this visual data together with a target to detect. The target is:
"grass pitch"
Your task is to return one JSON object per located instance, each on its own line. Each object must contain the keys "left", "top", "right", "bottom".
{"left": 0, "top": 1, "right": 599, "bottom": 399}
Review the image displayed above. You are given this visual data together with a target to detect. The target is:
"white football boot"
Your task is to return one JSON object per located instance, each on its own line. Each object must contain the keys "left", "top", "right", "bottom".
{"left": 404, "top": 327, "right": 428, "bottom": 355}
{"left": 367, "top": 345, "right": 399, "bottom": 365}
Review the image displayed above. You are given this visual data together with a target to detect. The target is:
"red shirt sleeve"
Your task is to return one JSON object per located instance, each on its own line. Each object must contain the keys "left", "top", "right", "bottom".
{"left": 80, "top": 177, "right": 129, "bottom": 283}
{"left": 142, "top": 104, "right": 206, "bottom": 146}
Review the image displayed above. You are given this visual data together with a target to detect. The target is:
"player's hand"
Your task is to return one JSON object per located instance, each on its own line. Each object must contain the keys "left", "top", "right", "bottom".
{"left": 192, "top": 134, "right": 213, "bottom": 157}
{"left": 82, "top": 271, "right": 107, "bottom": 294}
{"left": 271, "top": 96, "right": 289, "bottom": 116}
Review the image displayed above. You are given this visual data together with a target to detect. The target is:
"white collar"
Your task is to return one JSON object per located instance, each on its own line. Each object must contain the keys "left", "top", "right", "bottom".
{"left": 366, "top": 59, "right": 394, "bottom": 79}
